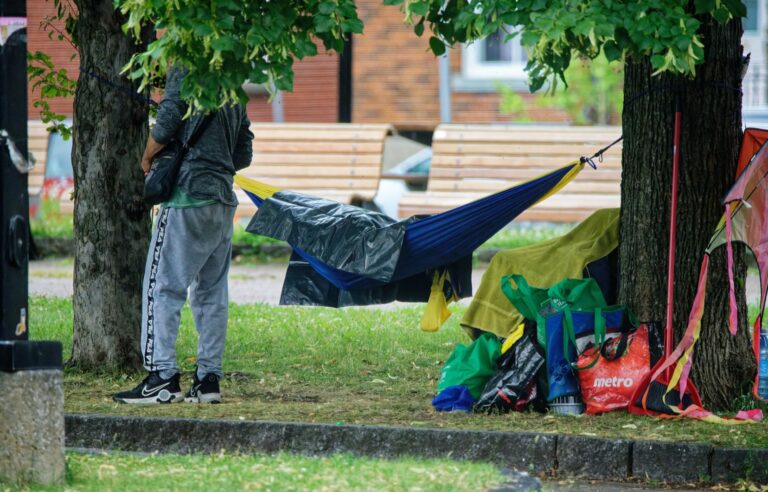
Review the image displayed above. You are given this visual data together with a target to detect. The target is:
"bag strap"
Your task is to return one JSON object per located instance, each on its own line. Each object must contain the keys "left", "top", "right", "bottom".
{"left": 501, "top": 275, "right": 541, "bottom": 317}
{"left": 568, "top": 307, "right": 611, "bottom": 371}
{"left": 601, "top": 330, "right": 631, "bottom": 361}
{"left": 182, "top": 112, "right": 217, "bottom": 151}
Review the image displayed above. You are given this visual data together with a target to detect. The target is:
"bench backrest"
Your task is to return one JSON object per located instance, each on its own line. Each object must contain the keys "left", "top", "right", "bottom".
{"left": 429, "top": 124, "right": 622, "bottom": 193}
{"left": 424, "top": 124, "right": 622, "bottom": 221}
{"left": 27, "top": 120, "right": 50, "bottom": 197}
{"left": 237, "top": 123, "right": 394, "bottom": 206}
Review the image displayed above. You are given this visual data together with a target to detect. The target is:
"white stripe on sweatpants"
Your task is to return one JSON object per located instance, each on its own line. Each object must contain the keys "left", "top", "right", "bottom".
{"left": 140, "top": 204, "right": 235, "bottom": 378}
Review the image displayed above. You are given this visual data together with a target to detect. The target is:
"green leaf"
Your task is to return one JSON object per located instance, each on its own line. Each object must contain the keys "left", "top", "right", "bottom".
{"left": 650, "top": 54, "right": 666, "bottom": 69}
{"left": 410, "top": 1, "right": 429, "bottom": 16}
{"left": 414, "top": 19, "right": 425, "bottom": 37}
{"left": 383, "top": 0, "right": 403, "bottom": 4}
{"left": 341, "top": 18, "right": 364, "bottom": 33}
{"left": 528, "top": 75, "right": 546, "bottom": 93}
{"left": 211, "top": 36, "right": 236, "bottom": 52}
{"left": 193, "top": 24, "right": 213, "bottom": 37}
{"left": 603, "top": 41, "right": 622, "bottom": 62}
{"left": 319, "top": 2, "right": 336, "bottom": 15}
{"left": 429, "top": 36, "right": 446, "bottom": 55}
{"left": 694, "top": 0, "right": 716, "bottom": 14}
{"left": 314, "top": 14, "right": 335, "bottom": 33}
{"left": 722, "top": 0, "right": 747, "bottom": 17}
{"left": 712, "top": 5, "right": 731, "bottom": 23}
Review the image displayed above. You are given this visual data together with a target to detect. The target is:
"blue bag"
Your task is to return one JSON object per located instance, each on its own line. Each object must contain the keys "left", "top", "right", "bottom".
{"left": 544, "top": 307, "right": 627, "bottom": 401}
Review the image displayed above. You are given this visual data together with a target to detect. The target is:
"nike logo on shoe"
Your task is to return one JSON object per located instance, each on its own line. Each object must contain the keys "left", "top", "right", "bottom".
{"left": 141, "top": 381, "right": 170, "bottom": 397}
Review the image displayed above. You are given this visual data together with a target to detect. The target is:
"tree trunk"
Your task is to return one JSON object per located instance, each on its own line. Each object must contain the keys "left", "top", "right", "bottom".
{"left": 69, "top": 1, "right": 152, "bottom": 370}
{"left": 620, "top": 17, "right": 754, "bottom": 410}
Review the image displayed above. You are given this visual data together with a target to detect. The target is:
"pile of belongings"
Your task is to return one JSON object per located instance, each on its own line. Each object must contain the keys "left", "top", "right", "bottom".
{"left": 432, "top": 209, "right": 664, "bottom": 414}
{"left": 432, "top": 274, "right": 662, "bottom": 415}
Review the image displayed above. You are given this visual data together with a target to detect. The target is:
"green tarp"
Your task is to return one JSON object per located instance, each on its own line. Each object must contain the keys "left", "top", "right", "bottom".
{"left": 461, "top": 208, "right": 620, "bottom": 338}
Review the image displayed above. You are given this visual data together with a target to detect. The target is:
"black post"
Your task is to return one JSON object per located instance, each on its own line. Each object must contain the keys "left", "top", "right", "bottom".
{"left": 0, "top": 0, "right": 61, "bottom": 369}
{"left": 338, "top": 34, "right": 353, "bottom": 123}
{"left": 1, "top": 0, "right": 29, "bottom": 341}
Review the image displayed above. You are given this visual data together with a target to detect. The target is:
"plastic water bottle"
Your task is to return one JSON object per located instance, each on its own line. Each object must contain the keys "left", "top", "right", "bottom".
{"left": 759, "top": 332, "right": 768, "bottom": 399}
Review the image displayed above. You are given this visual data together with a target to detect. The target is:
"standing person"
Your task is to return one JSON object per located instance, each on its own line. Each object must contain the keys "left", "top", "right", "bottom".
{"left": 113, "top": 67, "right": 254, "bottom": 404}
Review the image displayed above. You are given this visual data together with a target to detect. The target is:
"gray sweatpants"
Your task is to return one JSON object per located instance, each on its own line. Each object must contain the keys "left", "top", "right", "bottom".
{"left": 141, "top": 204, "right": 236, "bottom": 380}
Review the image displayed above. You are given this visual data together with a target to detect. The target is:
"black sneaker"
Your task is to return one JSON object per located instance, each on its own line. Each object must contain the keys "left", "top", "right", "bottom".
{"left": 185, "top": 372, "right": 222, "bottom": 403}
{"left": 112, "top": 372, "right": 183, "bottom": 404}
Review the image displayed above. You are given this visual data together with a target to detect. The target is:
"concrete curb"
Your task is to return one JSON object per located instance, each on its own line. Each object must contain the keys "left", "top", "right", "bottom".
{"left": 65, "top": 414, "right": 765, "bottom": 485}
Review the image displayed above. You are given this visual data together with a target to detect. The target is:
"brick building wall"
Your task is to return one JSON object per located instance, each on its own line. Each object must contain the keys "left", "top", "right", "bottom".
{"left": 352, "top": 0, "right": 440, "bottom": 127}
{"left": 26, "top": 0, "right": 79, "bottom": 119}
{"left": 27, "top": 0, "right": 566, "bottom": 127}
{"left": 26, "top": 0, "right": 338, "bottom": 123}
{"left": 352, "top": 0, "right": 567, "bottom": 128}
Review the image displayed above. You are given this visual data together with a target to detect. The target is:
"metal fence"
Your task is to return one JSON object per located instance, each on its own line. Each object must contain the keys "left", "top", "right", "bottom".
{"left": 744, "top": 64, "right": 768, "bottom": 109}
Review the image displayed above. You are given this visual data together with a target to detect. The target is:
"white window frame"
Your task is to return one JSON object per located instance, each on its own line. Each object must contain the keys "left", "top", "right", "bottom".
{"left": 461, "top": 31, "right": 527, "bottom": 81}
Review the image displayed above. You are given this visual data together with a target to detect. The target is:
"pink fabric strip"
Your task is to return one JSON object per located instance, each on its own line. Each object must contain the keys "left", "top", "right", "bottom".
{"left": 725, "top": 206, "right": 738, "bottom": 336}
{"left": 645, "top": 256, "right": 710, "bottom": 399}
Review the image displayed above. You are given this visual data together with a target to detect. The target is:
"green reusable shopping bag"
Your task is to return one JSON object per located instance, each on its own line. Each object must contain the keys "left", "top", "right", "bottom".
{"left": 501, "top": 275, "right": 609, "bottom": 356}
{"left": 500, "top": 275, "right": 550, "bottom": 323}
{"left": 437, "top": 333, "right": 502, "bottom": 400}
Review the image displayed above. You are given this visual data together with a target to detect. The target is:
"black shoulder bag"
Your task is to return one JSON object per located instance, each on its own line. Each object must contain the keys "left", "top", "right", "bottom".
{"left": 143, "top": 112, "right": 216, "bottom": 206}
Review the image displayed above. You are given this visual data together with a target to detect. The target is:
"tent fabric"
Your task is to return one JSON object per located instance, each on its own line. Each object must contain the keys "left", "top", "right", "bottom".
{"left": 640, "top": 130, "right": 768, "bottom": 423}
{"left": 460, "top": 208, "right": 620, "bottom": 339}
{"left": 247, "top": 189, "right": 412, "bottom": 283}
{"left": 736, "top": 128, "right": 768, "bottom": 177}
{"left": 279, "top": 250, "right": 473, "bottom": 307}
{"left": 236, "top": 162, "right": 584, "bottom": 292}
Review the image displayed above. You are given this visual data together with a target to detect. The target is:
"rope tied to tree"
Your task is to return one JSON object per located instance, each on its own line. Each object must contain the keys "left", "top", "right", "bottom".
{"left": 79, "top": 67, "right": 158, "bottom": 107}
{"left": 580, "top": 135, "right": 623, "bottom": 169}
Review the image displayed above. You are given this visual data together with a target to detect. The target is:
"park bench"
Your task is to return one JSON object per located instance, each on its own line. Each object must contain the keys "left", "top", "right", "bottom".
{"left": 27, "top": 120, "right": 49, "bottom": 201}
{"left": 235, "top": 123, "right": 394, "bottom": 222}
{"left": 397, "top": 124, "right": 623, "bottom": 223}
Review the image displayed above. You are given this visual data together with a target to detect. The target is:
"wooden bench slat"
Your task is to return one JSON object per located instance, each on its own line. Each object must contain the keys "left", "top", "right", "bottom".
{"left": 237, "top": 123, "right": 392, "bottom": 211}
{"left": 399, "top": 123, "right": 622, "bottom": 221}
{"left": 433, "top": 142, "right": 623, "bottom": 157}
{"left": 250, "top": 129, "right": 390, "bottom": 141}
{"left": 254, "top": 141, "right": 384, "bottom": 153}
{"left": 430, "top": 155, "right": 621, "bottom": 170}
{"left": 434, "top": 133, "right": 622, "bottom": 145}
{"left": 252, "top": 123, "right": 392, "bottom": 132}
{"left": 250, "top": 153, "right": 382, "bottom": 166}
{"left": 427, "top": 180, "right": 620, "bottom": 194}
{"left": 241, "top": 165, "right": 381, "bottom": 178}
{"left": 428, "top": 167, "right": 621, "bottom": 181}
{"left": 239, "top": 177, "right": 380, "bottom": 190}
{"left": 27, "top": 121, "right": 50, "bottom": 198}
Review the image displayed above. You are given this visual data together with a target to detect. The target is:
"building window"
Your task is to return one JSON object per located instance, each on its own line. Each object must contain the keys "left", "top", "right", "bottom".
{"left": 744, "top": 0, "right": 760, "bottom": 34}
{"left": 462, "top": 28, "right": 527, "bottom": 80}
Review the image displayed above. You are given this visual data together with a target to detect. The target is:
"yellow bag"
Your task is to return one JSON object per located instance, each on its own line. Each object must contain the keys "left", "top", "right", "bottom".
{"left": 421, "top": 271, "right": 456, "bottom": 332}
{"left": 501, "top": 323, "right": 525, "bottom": 354}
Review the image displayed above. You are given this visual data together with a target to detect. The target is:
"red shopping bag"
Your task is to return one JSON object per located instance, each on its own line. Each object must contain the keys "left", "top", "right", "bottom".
{"left": 577, "top": 325, "right": 651, "bottom": 414}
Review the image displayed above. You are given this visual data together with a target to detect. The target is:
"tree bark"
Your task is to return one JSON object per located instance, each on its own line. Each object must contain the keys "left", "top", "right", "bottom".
{"left": 620, "top": 17, "right": 754, "bottom": 410}
{"left": 69, "top": 1, "right": 151, "bottom": 370}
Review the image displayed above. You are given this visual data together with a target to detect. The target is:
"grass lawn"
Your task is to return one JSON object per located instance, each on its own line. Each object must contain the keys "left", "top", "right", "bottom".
{"left": 21, "top": 451, "right": 504, "bottom": 491}
{"left": 32, "top": 296, "right": 768, "bottom": 449}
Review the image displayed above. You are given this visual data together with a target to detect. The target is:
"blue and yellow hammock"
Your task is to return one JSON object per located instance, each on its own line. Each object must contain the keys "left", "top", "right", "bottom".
{"left": 235, "top": 161, "right": 584, "bottom": 293}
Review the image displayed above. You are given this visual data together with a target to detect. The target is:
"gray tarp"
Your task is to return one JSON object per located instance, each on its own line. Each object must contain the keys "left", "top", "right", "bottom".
{"left": 246, "top": 190, "right": 414, "bottom": 282}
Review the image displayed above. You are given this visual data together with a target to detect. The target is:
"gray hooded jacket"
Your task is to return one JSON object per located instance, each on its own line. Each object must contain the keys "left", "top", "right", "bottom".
{"left": 150, "top": 68, "right": 254, "bottom": 206}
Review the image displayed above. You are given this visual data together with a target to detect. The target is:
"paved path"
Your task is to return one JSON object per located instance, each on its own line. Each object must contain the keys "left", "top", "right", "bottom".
{"left": 29, "top": 260, "right": 488, "bottom": 306}
{"left": 30, "top": 259, "right": 763, "bottom": 307}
